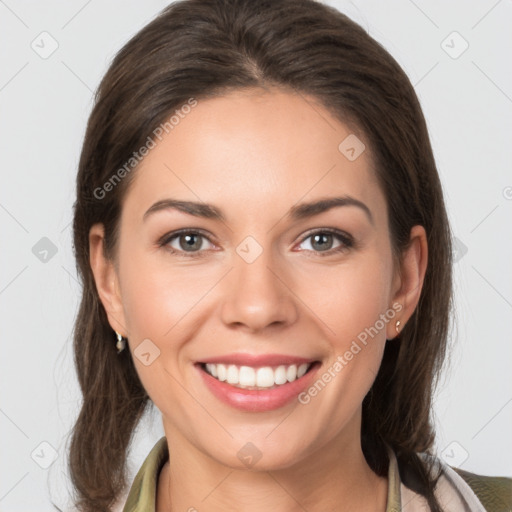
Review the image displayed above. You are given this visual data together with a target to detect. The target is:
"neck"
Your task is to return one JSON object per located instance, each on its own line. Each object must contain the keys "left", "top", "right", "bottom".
{"left": 156, "top": 422, "right": 388, "bottom": 512}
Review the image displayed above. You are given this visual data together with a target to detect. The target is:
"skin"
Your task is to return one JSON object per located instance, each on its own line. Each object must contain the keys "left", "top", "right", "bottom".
{"left": 89, "top": 87, "right": 428, "bottom": 511}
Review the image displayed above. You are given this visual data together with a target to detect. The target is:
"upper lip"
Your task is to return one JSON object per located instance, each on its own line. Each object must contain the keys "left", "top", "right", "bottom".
{"left": 197, "top": 353, "right": 318, "bottom": 367}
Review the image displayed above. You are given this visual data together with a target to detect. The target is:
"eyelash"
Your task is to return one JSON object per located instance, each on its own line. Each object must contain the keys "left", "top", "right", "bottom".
{"left": 157, "top": 228, "right": 355, "bottom": 259}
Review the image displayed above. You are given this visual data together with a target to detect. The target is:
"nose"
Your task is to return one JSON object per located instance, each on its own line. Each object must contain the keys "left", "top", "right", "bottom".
{"left": 220, "top": 245, "right": 298, "bottom": 333}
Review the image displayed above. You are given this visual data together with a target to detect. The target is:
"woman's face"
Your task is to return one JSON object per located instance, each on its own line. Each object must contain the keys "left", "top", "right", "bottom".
{"left": 91, "top": 87, "right": 426, "bottom": 470}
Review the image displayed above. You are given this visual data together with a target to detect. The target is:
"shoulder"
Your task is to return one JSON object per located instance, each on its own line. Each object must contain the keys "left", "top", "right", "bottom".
{"left": 401, "top": 449, "right": 512, "bottom": 511}
{"left": 451, "top": 467, "right": 512, "bottom": 512}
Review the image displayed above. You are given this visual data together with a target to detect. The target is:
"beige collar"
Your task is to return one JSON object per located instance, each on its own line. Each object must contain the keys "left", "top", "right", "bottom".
{"left": 122, "top": 436, "right": 485, "bottom": 511}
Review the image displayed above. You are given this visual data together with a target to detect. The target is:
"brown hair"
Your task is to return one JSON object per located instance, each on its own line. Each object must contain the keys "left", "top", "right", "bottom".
{"left": 67, "top": 0, "right": 454, "bottom": 510}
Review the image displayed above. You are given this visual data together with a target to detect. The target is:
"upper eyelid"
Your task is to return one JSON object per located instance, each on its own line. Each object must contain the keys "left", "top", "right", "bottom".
{"left": 298, "top": 227, "right": 352, "bottom": 241}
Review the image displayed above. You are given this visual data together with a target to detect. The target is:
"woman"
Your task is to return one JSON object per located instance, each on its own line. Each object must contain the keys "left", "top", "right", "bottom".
{"left": 68, "top": 0, "right": 512, "bottom": 510}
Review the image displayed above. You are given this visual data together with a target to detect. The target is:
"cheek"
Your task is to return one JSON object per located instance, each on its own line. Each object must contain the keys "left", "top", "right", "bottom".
{"left": 117, "top": 250, "right": 197, "bottom": 404}
{"left": 301, "top": 253, "right": 392, "bottom": 399}
{"left": 299, "top": 252, "right": 392, "bottom": 342}
{"left": 303, "top": 262, "right": 391, "bottom": 409}
{"left": 118, "top": 244, "right": 212, "bottom": 340}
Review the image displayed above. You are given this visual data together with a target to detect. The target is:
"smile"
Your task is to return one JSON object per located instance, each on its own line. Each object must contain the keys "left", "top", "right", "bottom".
{"left": 195, "top": 361, "right": 322, "bottom": 412}
{"left": 201, "top": 362, "right": 314, "bottom": 389}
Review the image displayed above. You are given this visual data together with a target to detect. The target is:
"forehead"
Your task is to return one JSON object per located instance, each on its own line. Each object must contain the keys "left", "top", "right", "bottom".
{"left": 122, "top": 87, "right": 386, "bottom": 225}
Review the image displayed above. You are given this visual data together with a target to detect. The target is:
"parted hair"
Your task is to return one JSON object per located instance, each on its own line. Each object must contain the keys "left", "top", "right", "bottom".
{"left": 67, "top": 0, "right": 454, "bottom": 510}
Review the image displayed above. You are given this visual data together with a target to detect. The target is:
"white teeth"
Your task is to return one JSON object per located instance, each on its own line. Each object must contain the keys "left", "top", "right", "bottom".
{"left": 217, "top": 364, "right": 227, "bottom": 381}
{"left": 226, "top": 364, "right": 238, "bottom": 383}
{"left": 206, "top": 363, "right": 218, "bottom": 378}
{"left": 287, "top": 365, "right": 297, "bottom": 381}
{"left": 297, "top": 363, "right": 309, "bottom": 378}
{"left": 274, "top": 365, "right": 288, "bottom": 385}
{"left": 203, "top": 362, "right": 313, "bottom": 389}
{"left": 256, "top": 367, "right": 274, "bottom": 387}
{"left": 239, "top": 366, "right": 256, "bottom": 386}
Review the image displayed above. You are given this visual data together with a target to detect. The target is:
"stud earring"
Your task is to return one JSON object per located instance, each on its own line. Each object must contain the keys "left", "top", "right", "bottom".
{"left": 395, "top": 320, "right": 401, "bottom": 334}
{"left": 115, "top": 331, "right": 126, "bottom": 353}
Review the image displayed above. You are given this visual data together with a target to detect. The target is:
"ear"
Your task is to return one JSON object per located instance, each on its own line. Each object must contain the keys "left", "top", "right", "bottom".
{"left": 387, "top": 224, "right": 428, "bottom": 340}
{"left": 89, "top": 223, "right": 128, "bottom": 337}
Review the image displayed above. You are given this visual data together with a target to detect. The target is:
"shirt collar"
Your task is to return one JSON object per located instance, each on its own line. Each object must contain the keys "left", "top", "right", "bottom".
{"left": 123, "top": 436, "right": 403, "bottom": 511}
{"left": 386, "top": 446, "right": 403, "bottom": 511}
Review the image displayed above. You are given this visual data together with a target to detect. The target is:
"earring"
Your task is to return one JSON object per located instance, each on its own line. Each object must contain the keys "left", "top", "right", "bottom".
{"left": 115, "top": 331, "right": 126, "bottom": 353}
{"left": 395, "top": 320, "right": 401, "bottom": 334}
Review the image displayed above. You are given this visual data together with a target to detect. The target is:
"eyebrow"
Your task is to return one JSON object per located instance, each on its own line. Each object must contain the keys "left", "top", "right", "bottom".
{"left": 143, "top": 195, "right": 374, "bottom": 226}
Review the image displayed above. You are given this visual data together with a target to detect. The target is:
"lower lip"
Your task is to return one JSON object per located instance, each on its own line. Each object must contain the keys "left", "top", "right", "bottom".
{"left": 195, "top": 362, "right": 321, "bottom": 412}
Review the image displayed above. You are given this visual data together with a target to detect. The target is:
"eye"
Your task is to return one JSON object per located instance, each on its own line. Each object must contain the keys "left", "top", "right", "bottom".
{"left": 158, "top": 228, "right": 354, "bottom": 258}
{"left": 296, "top": 229, "right": 354, "bottom": 256}
{"left": 158, "top": 229, "right": 216, "bottom": 258}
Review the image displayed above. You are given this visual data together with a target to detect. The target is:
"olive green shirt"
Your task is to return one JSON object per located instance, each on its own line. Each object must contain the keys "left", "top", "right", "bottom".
{"left": 123, "top": 436, "right": 512, "bottom": 511}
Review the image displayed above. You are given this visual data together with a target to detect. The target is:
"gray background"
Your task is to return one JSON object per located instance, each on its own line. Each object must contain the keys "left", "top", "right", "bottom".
{"left": 1, "top": 0, "right": 511, "bottom": 510}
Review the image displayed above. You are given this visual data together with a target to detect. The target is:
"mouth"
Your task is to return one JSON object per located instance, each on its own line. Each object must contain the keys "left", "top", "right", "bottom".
{"left": 195, "top": 360, "right": 321, "bottom": 390}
